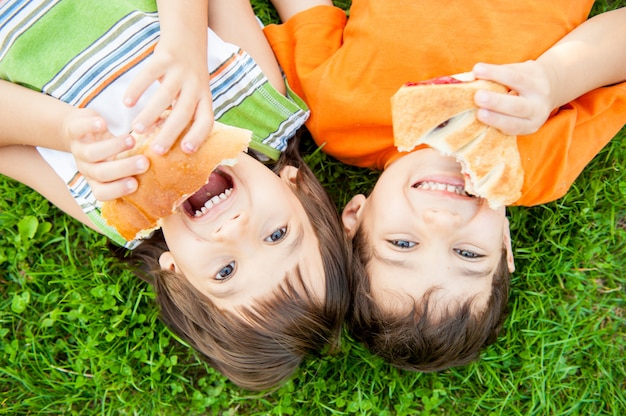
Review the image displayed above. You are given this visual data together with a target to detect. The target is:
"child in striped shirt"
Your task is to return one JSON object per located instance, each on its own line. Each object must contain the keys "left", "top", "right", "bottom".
{"left": 0, "top": 0, "right": 349, "bottom": 391}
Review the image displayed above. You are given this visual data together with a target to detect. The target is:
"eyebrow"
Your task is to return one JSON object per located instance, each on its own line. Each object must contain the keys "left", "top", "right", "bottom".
{"left": 372, "top": 249, "right": 410, "bottom": 268}
{"left": 209, "top": 284, "right": 235, "bottom": 299}
{"left": 373, "top": 249, "right": 494, "bottom": 279}
{"left": 286, "top": 223, "right": 305, "bottom": 257}
{"left": 458, "top": 266, "right": 493, "bottom": 279}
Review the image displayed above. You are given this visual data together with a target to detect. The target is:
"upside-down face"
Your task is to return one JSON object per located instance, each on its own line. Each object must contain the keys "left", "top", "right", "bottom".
{"left": 343, "top": 148, "right": 515, "bottom": 314}
{"left": 159, "top": 152, "right": 325, "bottom": 311}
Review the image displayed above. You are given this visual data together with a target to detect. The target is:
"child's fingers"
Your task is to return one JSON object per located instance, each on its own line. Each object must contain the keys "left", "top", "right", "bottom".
{"left": 149, "top": 93, "right": 198, "bottom": 154}
{"left": 64, "top": 114, "right": 107, "bottom": 144}
{"left": 475, "top": 108, "right": 530, "bottom": 136}
{"left": 473, "top": 62, "right": 527, "bottom": 91}
{"left": 474, "top": 90, "right": 533, "bottom": 120}
{"left": 130, "top": 78, "right": 180, "bottom": 138}
{"left": 124, "top": 63, "right": 161, "bottom": 109}
{"left": 473, "top": 61, "right": 552, "bottom": 135}
{"left": 77, "top": 155, "right": 149, "bottom": 184}
{"left": 474, "top": 61, "right": 551, "bottom": 99}
{"left": 71, "top": 134, "right": 136, "bottom": 163}
{"left": 125, "top": 62, "right": 178, "bottom": 139}
{"left": 179, "top": 98, "right": 214, "bottom": 153}
{"left": 88, "top": 177, "right": 140, "bottom": 202}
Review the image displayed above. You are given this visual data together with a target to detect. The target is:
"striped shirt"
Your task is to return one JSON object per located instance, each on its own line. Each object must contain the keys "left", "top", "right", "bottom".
{"left": 0, "top": 0, "right": 309, "bottom": 247}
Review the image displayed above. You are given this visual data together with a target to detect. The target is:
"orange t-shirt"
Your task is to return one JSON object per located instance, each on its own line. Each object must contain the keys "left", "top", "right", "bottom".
{"left": 265, "top": 1, "right": 626, "bottom": 206}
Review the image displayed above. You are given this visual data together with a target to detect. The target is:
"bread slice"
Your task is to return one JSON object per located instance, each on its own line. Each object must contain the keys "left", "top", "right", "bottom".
{"left": 101, "top": 114, "right": 251, "bottom": 240}
{"left": 391, "top": 77, "right": 523, "bottom": 208}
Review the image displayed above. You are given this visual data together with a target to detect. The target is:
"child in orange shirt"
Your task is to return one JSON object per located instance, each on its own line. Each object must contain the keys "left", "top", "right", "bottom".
{"left": 263, "top": 0, "right": 626, "bottom": 370}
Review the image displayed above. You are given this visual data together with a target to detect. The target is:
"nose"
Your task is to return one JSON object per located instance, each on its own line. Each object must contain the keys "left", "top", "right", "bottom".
{"left": 213, "top": 211, "right": 249, "bottom": 240}
{"left": 421, "top": 208, "right": 463, "bottom": 229}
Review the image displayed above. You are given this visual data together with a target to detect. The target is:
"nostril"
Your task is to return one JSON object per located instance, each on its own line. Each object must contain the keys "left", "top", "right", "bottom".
{"left": 214, "top": 212, "right": 246, "bottom": 236}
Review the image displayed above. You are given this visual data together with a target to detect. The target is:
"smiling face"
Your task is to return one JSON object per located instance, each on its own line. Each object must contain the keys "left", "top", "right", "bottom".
{"left": 343, "top": 148, "right": 515, "bottom": 315}
{"left": 158, "top": 152, "right": 325, "bottom": 312}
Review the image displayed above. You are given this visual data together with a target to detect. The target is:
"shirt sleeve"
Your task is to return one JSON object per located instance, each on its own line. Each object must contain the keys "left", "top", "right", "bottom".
{"left": 263, "top": 6, "right": 347, "bottom": 108}
{"left": 514, "top": 81, "right": 626, "bottom": 206}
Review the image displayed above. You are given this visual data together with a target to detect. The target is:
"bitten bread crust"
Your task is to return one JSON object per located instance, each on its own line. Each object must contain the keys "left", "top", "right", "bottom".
{"left": 391, "top": 78, "right": 523, "bottom": 208}
{"left": 101, "top": 115, "right": 251, "bottom": 240}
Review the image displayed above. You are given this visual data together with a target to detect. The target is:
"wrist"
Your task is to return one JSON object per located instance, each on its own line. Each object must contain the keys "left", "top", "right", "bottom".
{"left": 535, "top": 59, "right": 560, "bottom": 111}
{"left": 157, "top": 0, "right": 208, "bottom": 44}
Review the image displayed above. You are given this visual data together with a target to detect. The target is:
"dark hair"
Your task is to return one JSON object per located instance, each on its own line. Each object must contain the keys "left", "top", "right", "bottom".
{"left": 347, "top": 226, "right": 510, "bottom": 372}
{"left": 126, "top": 129, "right": 350, "bottom": 390}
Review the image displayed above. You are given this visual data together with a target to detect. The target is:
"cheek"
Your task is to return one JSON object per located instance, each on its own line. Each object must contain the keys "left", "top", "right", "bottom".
{"left": 160, "top": 215, "right": 185, "bottom": 243}
{"left": 160, "top": 227, "right": 184, "bottom": 257}
{"left": 168, "top": 246, "right": 211, "bottom": 288}
{"left": 475, "top": 214, "right": 507, "bottom": 241}
{"left": 161, "top": 228, "right": 202, "bottom": 271}
{"left": 369, "top": 191, "right": 408, "bottom": 214}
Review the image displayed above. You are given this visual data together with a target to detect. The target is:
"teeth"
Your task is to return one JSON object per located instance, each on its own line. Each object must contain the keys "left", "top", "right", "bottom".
{"left": 415, "top": 181, "right": 467, "bottom": 196}
{"left": 194, "top": 188, "right": 233, "bottom": 217}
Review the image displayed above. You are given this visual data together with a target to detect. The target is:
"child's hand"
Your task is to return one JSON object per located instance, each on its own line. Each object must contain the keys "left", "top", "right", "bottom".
{"left": 65, "top": 110, "right": 149, "bottom": 201}
{"left": 123, "top": 40, "right": 213, "bottom": 155}
{"left": 472, "top": 61, "right": 556, "bottom": 136}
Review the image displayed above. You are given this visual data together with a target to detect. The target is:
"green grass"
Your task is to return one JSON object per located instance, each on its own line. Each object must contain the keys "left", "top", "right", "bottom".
{"left": 2, "top": 1, "right": 625, "bottom": 414}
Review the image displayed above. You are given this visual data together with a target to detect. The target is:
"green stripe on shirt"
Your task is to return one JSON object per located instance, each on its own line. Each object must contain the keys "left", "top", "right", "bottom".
{"left": 0, "top": 0, "right": 157, "bottom": 89}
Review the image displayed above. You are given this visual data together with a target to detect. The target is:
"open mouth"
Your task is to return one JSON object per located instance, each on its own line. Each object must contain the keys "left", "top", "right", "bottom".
{"left": 182, "top": 169, "right": 234, "bottom": 218}
{"left": 412, "top": 180, "right": 472, "bottom": 197}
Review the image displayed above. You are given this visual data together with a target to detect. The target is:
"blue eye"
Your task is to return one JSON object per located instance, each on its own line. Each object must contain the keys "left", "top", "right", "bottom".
{"left": 455, "top": 249, "right": 483, "bottom": 259}
{"left": 215, "top": 261, "right": 235, "bottom": 281}
{"left": 265, "top": 226, "right": 287, "bottom": 243}
{"left": 390, "top": 240, "right": 416, "bottom": 249}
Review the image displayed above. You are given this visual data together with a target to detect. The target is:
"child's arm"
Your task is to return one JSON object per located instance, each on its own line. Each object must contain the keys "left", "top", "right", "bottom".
{"left": 124, "top": 0, "right": 212, "bottom": 155}
{"left": 473, "top": 7, "right": 626, "bottom": 136}
{"left": 0, "top": 144, "right": 99, "bottom": 231}
{"left": 0, "top": 80, "right": 149, "bottom": 201}
{"left": 267, "top": 0, "right": 333, "bottom": 22}
{"left": 209, "top": 0, "right": 285, "bottom": 94}
{"left": 0, "top": 82, "right": 101, "bottom": 229}
{"left": 0, "top": 79, "right": 79, "bottom": 150}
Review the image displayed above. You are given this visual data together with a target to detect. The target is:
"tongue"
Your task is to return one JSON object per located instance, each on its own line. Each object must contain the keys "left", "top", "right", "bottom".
{"left": 186, "top": 171, "right": 230, "bottom": 210}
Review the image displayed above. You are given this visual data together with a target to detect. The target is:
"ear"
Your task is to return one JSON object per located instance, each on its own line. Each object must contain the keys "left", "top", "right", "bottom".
{"left": 342, "top": 194, "right": 367, "bottom": 237}
{"left": 279, "top": 165, "right": 299, "bottom": 189}
{"left": 502, "top": 218, "right": 515, "bottom": 273}
{"left": 159, "top": 251, "right": 178, "bottom": 273}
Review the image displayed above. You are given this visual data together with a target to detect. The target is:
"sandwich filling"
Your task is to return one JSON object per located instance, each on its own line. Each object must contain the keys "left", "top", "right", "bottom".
{"left": 405, "top": 72, "right": 474, "bottom": 86}
{"left": 183, "top": 170, "right": 234, "bottom": 218}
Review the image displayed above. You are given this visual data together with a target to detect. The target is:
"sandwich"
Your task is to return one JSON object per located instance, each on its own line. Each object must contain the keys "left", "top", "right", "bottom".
{"left": 101, "top": 113, "right": 251, "bottom": 240}
{"left": 391, "top": 73, "right": 523, "bottom": 208}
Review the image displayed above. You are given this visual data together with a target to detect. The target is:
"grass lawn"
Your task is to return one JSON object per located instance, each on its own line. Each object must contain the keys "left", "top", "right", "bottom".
{"left": 1, "top": 1, "right": 625, "bottom": 414}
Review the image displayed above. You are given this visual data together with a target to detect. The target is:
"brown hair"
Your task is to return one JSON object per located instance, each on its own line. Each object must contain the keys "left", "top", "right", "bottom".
{"left": 347, "top": 226, "right": 510, "bottom": 372}
{"left": 125, "top": 129, "right": 350, "bottom": 390}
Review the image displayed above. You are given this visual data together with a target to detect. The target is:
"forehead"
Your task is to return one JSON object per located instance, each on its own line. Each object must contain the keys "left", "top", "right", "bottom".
{"left": 368, "top": 257, "right": 494, "bottom": 311}
{"left": 357, "top": 229, "right": 499, "bottom": 315}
